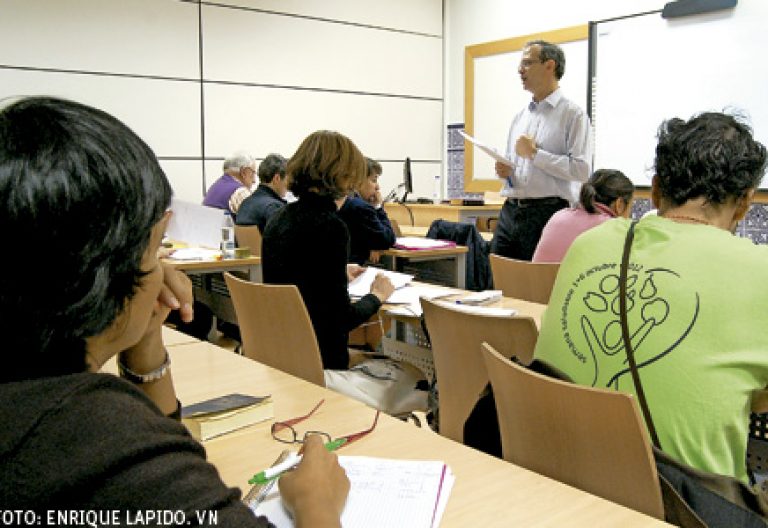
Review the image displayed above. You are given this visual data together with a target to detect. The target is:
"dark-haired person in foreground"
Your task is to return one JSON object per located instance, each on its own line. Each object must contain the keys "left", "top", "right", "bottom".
{"left": 532, "top": 169, "right": 634, "bottom": 262}
{"left": 0, "top": 97, "right": 348, "bottom": 527}
{"left": 338, "top": 157, "right": 396, "bottom": 265}
{"left": 535, "top": 112, "right": 768, "bottom": 483}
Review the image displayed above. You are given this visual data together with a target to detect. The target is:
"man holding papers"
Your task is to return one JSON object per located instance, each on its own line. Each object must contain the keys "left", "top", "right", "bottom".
{"left": 491, "top": 40, "right": 593, "bottom": 260}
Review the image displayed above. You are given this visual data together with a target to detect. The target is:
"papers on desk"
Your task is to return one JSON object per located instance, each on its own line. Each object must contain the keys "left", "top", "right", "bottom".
{"left": 436, "top": 299, "right": 517, "bottom": 317}
{"left": 167, "top": 247, "right": 221, "bottom": 261}
{"left": 251, "top": 456, "right": 455, "bottom": 528}
{"left": 394, "top": 237, "right": 456, "bottom": 250}
{"left": 458, "top": 130, "right": 513, "bottom": 167}
{"left": 385, "top": 285, "right": 460, "bottom": 317}
{"left": 348, "top": 268, "right": 413, "bottom": 298}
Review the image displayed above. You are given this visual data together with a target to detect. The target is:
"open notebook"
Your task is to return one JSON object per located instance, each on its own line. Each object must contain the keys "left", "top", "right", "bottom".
{"left": 250, "top": 457, "right": 454, "bottom": 528}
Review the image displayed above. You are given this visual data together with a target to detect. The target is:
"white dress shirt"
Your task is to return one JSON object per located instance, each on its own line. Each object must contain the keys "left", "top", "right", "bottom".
{"left": 502, "top": 88, "right": 593, "bottom": 203}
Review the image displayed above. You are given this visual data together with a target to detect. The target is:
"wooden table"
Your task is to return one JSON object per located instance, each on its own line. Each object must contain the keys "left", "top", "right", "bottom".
{"left": 164, "top": 255, "right": 262, "bottom": 283}
{"left": 379, "top": 245, "right": 469, "bottom": 289}
{"left": 400, "top": 224, "right": 493, "bottom": 242}
{"left": 384, "top": 202, "right": 501, "bottom": 228}
{"left": 135, "top": 340, "right": 666, "bottom": 527}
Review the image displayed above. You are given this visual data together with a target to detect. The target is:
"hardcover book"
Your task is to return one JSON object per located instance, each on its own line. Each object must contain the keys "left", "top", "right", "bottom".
{"left": 182, "top": 393, "right": 273, "bottom": 441}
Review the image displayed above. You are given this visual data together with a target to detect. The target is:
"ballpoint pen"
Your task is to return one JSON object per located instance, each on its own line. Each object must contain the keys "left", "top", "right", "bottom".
{"left": 248, "top": 438, "right": 347, "bottom": 485}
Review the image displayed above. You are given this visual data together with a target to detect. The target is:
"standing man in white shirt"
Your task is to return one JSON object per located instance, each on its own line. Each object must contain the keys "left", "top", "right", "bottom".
{"left": 491, "top": 40, "right": 593, "bottom": 260}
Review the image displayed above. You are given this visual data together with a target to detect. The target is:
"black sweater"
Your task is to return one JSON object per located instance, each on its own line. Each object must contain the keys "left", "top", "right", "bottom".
{"left": 262, "top": 193, "right": 382, "bottom": 369}
{"left": 0, "top": 373, "right": 271, "bottom": 526}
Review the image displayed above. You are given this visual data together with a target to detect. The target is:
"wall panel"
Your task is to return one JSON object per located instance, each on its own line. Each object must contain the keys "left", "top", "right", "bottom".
{"left": 0, "top": 69, "right": 201, "bottom": 157}
{"left": 204, "top": 83, "right": 442, "bottom": 162}
{"left": 203, "top": 0, "right": 442, "bottom": 35}
{"left": 202, "top": 5, "right": 441, "bottom": 98}
{"left": 0, "top": 0, "right": 199, "bottom": 79}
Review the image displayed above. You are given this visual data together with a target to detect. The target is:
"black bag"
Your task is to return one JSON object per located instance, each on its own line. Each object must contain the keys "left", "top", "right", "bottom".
{"left": 619, "top": 220, "right": 768, "bottom": 527}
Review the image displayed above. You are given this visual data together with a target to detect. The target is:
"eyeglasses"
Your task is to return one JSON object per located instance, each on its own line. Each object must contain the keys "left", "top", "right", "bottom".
{"left": 271, "top": 399, "right": 380, "bottom": 449}
{"left": 518, "top": 58, "right": 545, "bottom": 69}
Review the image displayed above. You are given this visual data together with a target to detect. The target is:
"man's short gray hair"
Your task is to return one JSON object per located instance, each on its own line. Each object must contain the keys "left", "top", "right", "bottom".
{"left": 222, "top": 152, "right": 255, "bottom": 172}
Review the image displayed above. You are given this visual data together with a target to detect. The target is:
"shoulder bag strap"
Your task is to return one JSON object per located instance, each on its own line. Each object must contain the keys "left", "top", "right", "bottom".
{"left": 619, "top": 220, "right": 662, "bottom": 449}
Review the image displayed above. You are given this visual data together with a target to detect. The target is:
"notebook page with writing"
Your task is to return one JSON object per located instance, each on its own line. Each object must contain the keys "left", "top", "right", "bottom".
{"left": 251, "top": 456, "right": 454, "bottom": 528}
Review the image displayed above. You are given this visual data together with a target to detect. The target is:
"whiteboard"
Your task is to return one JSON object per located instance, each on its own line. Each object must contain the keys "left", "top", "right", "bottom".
{"left": 592, "top": 0, "right": 768, "bottom": 187}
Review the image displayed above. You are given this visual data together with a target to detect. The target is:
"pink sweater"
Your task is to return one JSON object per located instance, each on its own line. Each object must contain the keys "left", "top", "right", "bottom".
{"left": 532, "top": 203, "right": 616, "bottom": 263}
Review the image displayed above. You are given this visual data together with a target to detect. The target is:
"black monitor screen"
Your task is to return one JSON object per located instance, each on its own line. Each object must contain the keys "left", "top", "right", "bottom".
{"left": 403, "top": 157, "right": 413, "bottom": 196}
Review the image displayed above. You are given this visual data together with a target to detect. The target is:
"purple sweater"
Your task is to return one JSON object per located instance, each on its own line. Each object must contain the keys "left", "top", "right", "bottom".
{"left": 203, "top": 174, "right": 243, "bottom": 213}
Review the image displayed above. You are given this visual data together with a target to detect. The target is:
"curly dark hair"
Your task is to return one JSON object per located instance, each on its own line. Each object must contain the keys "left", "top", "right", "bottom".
{"left": 0, "top": 97, "right": 172, "bottom": 381}
{"left": 654, "top": 112, "right": 767, "bottom": 206}
{"left": 579, "top": 169, "right": 634, "bottom": 213}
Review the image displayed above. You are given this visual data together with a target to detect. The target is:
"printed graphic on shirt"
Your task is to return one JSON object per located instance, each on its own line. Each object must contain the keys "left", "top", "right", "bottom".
{"left": 559, "top": 261, "right": 699, "bottom": 389}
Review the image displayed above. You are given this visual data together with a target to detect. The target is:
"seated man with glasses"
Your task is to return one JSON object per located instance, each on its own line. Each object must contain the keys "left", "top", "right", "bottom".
{"left": 203, "top": 152, "right": 257, "bottom": 217}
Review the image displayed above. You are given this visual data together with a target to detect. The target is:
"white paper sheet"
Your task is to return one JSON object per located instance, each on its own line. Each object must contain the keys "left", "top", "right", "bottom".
{"left": 393, "top": 237, "right": 456, "bottom": 250}
{"left": 167, "top": 247, "right": 222, "bottom": 261}
{"left": 250, "top": 457, "right": 454, "bottom": 528}
{"left": 348, "top": 267, "right": 413, "bottom": 298}
{"left": 458, "top": 130, "right": 514, "bottom": 167}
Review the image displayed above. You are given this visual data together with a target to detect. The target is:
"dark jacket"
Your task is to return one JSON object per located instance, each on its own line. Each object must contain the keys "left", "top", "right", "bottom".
{"left": 236, "top": 184, "right": 287, "bottom": 233}
{"left": 426, "top": 219, "right": 492, "bottom": 291}
{"left": 337, "top": 195, "right": 396, "bottom": 265}
{"left": 262, "top": 193, "right": 381, "bottom": 369}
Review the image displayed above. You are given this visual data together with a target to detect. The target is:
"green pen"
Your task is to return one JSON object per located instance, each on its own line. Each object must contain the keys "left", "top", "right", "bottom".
{"left": 248, "top": 438, "right": 347, "bottom": 485}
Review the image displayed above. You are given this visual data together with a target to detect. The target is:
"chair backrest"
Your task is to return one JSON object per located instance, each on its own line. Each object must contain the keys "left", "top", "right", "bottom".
{"left": 420, "top": 298, "right": 538, "bottom": 443}
{"left": 489, "top": 254, "right": 559, "bottom": 304}
{"left": 223, "top": 273, "right": 325, "bottom": 387}
{"left": 475, "top": 216, "right": 498, "bottom": 233}
{"left": 389, "top": 217, "right": 403, "bottom": 238}
{"left": 234, "top": 225, "right": 262, "bottom": 257}
{"left": 480, "top": 342, "right": 664, "bottom": 519}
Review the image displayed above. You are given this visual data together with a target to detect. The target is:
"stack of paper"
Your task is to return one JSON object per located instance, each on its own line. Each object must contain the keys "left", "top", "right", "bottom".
{"left": 251, "top": 457, "right": 454, "bottom": 528}
{"left": 348, "top": 268, "right": 413, "bottom": 298}
{"left": 393, "top": 237, "right": 456, "bottom": 250}
{"left": 167, "top": 247, "right": 221, "bottom": 261}
{"left": 436, "top": 299, "right": 517, "bottom": 317}
{"left": 385, "top": 285, "right": 459, "bottom": 317}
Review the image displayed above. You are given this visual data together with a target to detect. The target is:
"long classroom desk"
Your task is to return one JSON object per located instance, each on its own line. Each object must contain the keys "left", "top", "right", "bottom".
{"left": 384, "top": 202, "right": 501, "bottom": 228}
{"left": 134, "top": 340, "right": 667, "bottom": 527}
{"left": 378, "top": 245, "right": 468, "bottom": 289}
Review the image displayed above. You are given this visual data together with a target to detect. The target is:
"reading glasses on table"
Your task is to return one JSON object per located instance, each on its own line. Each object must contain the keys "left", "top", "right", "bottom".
{"left": 271, "top": 399, "right": 380, "bottom": 449}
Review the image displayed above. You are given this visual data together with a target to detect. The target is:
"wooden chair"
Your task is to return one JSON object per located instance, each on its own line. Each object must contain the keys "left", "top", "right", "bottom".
{"left": 489, "top": 253, "right": 559, "bottom": 304}
{"left": 474, "top": 216, "right": 498, "bottom": 233}
{"left": 223, "top": 273, "right": 325, "bottom": 386}
{"left": 234, "top": 225, "right": 262, "bottom": 257}
{"left": 420, "top": 298, "right": 538, "bottom": 443}
{"left": 389, "top": 217, "right": 403, "bottom": 237}
{"left": 480, "top": 342, "right": 664, "bottom": 519}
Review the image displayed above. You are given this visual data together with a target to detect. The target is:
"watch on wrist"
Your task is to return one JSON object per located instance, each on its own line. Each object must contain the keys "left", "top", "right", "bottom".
{"left": 118, "top": 352, "right": 171, "bottom": 384}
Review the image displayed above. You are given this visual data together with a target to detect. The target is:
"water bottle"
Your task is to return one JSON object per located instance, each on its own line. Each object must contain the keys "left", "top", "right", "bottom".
{"left": 432, "top": 174, "right": 441, "bottom": 204}
{"left": 220, "top": 212, "right": 236, "bottom": 259}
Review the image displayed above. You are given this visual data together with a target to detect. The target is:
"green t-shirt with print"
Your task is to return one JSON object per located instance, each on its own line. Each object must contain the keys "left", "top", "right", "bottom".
{"left": 535, "top": 215, "right": 768, "bottom": 483}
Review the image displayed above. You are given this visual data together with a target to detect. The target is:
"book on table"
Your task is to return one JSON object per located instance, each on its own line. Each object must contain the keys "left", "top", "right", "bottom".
{"left": 181, "top": 393, "right": 273, "bottom": 442}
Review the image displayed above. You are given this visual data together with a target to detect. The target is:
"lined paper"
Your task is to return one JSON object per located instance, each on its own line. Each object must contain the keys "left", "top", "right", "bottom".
{"left": 251, "top": 457, "right": 454, "bottom": 528}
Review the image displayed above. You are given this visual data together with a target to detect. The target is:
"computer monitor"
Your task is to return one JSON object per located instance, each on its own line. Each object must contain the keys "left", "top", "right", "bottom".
{"left": 402, "top": 157, "right": 413, "bottom": 203}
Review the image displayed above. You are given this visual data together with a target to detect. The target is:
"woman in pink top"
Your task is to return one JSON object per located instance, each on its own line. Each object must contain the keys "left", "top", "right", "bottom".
{"left": 532, "top": 169, "right": 634, "bottom": 262}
